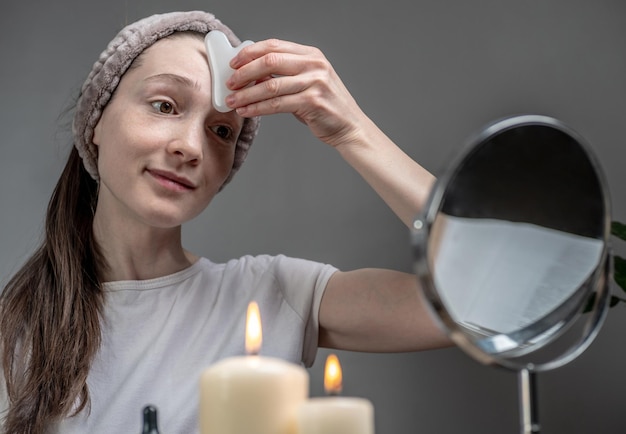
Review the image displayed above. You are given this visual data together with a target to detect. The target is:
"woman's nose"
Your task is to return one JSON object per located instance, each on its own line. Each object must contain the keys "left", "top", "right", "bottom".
{"left": 167, "top": 122, "right": 206, "bottom": 163}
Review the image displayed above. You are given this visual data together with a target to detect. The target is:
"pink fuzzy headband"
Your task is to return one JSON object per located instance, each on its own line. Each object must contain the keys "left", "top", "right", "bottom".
{"left": 72, "top": 11, "right": 260, "bottom": 187}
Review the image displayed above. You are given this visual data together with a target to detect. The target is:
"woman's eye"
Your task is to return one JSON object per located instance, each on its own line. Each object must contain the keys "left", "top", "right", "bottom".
{"left": 151, "top": 101, "right": 175, "bottom": 114}
{"left": 210, "top": 125, "right": 234, "bottom": 141}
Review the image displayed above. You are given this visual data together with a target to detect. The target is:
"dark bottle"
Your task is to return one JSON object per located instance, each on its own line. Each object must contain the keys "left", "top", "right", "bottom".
{"left": 142, "top": 405, "right": 161, "bottom": 434}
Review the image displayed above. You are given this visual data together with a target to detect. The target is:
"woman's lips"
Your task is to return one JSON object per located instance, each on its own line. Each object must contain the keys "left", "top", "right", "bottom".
{"left": 147, "top": 169, "right": 196, "bottom": 191}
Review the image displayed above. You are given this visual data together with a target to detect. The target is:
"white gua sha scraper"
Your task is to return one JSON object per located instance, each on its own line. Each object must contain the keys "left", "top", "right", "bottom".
{"left": 205, "top": 30, "right": 254, "bottom": 112}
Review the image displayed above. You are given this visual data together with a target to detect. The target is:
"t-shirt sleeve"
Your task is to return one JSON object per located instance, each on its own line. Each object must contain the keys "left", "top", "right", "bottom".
{"left": 267, "top": 255, "right": 338, "bottom": 367}
{"left": 219, "top": 254, "right": 338, "bottom": 367}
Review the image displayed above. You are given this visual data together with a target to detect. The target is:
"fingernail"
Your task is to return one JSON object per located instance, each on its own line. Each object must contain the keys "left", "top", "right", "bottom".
{"left": 225, "top": 95, "right": 235, "bottom": 106}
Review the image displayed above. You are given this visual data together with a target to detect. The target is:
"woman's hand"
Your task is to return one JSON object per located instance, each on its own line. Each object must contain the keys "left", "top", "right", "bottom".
{"left": 228, "top": 38, "right": 435, "bottom": 228}
{"left": 226, "top": 39, "right": 365, "bottom": 149}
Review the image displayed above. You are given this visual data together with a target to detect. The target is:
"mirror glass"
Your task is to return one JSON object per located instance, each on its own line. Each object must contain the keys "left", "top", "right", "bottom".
{"left": 413, "top": 115, "right": 611, "bottom": 367}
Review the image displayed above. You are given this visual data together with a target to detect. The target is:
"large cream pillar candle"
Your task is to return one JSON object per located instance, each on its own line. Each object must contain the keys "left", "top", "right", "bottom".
{"left": 199, "top": 302, "right": 309, "bottom": 434}
{"left": 200, "top": 355, "right": 308, "bottom": 434}
{"left": 297, "top": 354, "right": 375, "bottom": 434}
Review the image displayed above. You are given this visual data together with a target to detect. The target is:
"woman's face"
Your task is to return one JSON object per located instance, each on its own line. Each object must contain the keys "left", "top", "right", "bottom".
{"left": 92, "top": 34, "right": 243, "bottom": 229}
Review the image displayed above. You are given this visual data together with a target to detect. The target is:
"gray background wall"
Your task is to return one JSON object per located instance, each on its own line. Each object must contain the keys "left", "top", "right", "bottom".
{"left": 2, "top": 0, "right": 626, "bottom": 432}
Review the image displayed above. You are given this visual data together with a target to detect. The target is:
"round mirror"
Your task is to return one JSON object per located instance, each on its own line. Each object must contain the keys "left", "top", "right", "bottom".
{"left": 412, "top": 115, "right": 612, "bottom": 371}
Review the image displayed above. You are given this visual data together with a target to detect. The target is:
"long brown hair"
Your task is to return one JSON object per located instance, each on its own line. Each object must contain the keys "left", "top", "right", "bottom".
{"left": 0, "top": 31, "right": 217, "bottom": 433}
{"left": 1, "top": 147, "right": 106, "bottom": 433}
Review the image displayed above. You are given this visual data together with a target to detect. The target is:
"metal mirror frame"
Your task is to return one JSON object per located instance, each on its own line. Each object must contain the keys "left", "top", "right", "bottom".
{"left": 412, "top": 115, "right": 613, "bottom": 433}
{"left": 413, "top": 114, "right": 612, "bottom": 371}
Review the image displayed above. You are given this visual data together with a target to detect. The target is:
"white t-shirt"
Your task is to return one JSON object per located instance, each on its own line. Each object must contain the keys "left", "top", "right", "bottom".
{"left": 1, "top": 254, "right": 337, "bottom": 434}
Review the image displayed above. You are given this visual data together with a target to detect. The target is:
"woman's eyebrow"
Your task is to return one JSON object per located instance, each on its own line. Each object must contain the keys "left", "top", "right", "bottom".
{"left": 144, "top": 73, "right": 201, "bottom": 90}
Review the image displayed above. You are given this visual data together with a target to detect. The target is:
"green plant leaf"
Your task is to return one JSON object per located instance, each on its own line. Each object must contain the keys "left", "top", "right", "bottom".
{"left": 614, "top": 255, "right": 626, "bottom": 293}
{"left": 612, "top": 221, "right": 626, "bottom": 241}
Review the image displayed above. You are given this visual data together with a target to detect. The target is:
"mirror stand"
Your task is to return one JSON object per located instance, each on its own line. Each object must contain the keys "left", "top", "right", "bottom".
{"left": 518, "top": 369, "right": 539, "bottom": 434}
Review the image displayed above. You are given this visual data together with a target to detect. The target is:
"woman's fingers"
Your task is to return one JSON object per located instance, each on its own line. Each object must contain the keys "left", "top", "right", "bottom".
{"left": 226, "top": 38, "right": 363, "bottom": 147}
{"left": 230, "top": 38, "right": 313, "bottom": 69}
{"left": 228, "top": 40, "right": 327, "bottom": 89}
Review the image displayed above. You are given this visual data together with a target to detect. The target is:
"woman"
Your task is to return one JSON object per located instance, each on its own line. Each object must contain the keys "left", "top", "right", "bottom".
{"left": 0, "top": 10, "right": 448, "bottom": 434}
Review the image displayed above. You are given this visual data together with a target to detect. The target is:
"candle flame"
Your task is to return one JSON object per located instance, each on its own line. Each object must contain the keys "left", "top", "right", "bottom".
{"left": 245, "top": 301, "right": 262, "bottom": 355}
{"left": 324, "top": 354, "right": 342, "bottom": 395}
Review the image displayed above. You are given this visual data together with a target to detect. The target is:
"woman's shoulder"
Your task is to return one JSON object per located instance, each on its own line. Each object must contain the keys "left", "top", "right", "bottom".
{"left": 204, "top": 254, "right": 335, "bottom": 275}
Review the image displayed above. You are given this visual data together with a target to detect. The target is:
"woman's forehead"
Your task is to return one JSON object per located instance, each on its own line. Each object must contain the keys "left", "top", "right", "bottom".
{"left": 135, "top": 35, "right": 209, "bottom": 76}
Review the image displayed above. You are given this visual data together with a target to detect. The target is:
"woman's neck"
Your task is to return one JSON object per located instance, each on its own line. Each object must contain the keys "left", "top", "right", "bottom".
{"left": 92, "top": 207, "right": 198, "bottom": 282}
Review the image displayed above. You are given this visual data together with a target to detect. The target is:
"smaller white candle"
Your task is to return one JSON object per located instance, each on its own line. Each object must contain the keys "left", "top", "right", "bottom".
{"left": 297, "top": 354, "right": 375, "bottom": 434}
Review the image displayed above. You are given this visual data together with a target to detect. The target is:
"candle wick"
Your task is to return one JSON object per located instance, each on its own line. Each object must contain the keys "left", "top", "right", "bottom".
{"left": 327, "top": 390, "right": 341, "bottom": 397}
